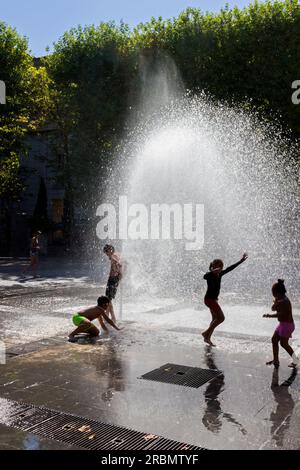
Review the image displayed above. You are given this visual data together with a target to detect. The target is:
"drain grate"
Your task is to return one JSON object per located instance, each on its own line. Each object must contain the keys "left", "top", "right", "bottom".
{"left": 0, "top": 398, "right": 204, "bottom": 450}
{"left": 140, "top": 363, "right": 221, "bottom": 388}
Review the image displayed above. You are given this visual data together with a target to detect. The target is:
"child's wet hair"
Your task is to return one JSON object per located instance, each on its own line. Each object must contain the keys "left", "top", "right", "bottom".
{"left": 103, "top": 244, "right": 115, "bottom": 254}
{"left": 209, "top": 259, "right": 224, "bottom": 271}
{"left": 272, "top": 279, "right": 287, "bottom": 296}
{"left": 97, "top": 296, "right": 110, "bottom": 307}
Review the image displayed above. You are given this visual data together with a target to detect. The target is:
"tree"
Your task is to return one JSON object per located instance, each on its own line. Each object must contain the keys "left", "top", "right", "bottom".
{"left": 45, "top": 22, "right": 135, "bottom": 248}
{"left": 43, "top": 1, "right": 300, "bottom": 251}
{"left": 0, "top": 21, "right": 50, "bottom": 252}
{"left": 131, "top": 0, "right": 300, "bottom": 134}
{"left": 31, "top": 177, "right": 48, "bottom": 233}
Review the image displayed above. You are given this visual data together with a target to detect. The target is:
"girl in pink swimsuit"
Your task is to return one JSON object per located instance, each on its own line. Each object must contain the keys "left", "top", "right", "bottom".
{"left": 264, "top": 279, "right": 298, "bottom": 368}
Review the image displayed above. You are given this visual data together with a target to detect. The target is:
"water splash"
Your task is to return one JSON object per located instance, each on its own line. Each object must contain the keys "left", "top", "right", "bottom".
{"left": 107, "top": 56, "right": 300, "bottom": 300}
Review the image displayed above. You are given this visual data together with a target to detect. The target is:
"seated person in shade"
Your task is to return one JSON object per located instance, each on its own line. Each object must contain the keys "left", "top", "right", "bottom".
{"left": 68, "top": 296, "right": 121, "bottom": 342}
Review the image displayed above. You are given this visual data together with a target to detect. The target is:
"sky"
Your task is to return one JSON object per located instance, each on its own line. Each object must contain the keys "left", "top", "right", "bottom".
{"left": 1, "top": 0, "right": 258, "bottom": 56}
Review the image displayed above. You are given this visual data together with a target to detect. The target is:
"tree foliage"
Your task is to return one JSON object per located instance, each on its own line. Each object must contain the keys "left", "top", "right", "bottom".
{"left": 46, "top": 23, "right": 134, "bottom": 196}
{"left": 130, "top": 0, "right": 300, "bottom": 132}
{"left": 2, "top": 1, "right": 300, "bottom": 218}
{"left": 0, "top": 21, "right": 50, "bottom": 201}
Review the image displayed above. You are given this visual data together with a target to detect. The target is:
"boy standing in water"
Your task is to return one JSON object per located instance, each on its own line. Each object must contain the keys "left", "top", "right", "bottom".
{"left": 264, "top": 279, "right": 298, "bottom": 368}
{"left": 103, "top": 244, "right": 122, "bottom": 324}
{"left": 68, "top": 296, "right": 121, "bottom": 342}
{"left": 202, "top": 253, "right": 248, "bottom": 346}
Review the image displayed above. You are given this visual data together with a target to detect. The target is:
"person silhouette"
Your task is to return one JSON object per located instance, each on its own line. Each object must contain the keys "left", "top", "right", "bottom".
{"left": 21, "top": 230, "right": 42, "bottom": 278}
{"left": 202, "top": 347, "right": 247, "bottom": 435}
{"left": 202, "top": 253, "right": 248, "bottom": 346}
{"left": 269, "top": 368, "right": 297, "bottom": 448}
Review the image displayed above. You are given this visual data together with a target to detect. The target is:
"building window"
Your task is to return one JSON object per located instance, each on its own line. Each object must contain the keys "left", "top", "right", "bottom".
{"left": 52, "top": 199, "right": 64, "bottom": 224}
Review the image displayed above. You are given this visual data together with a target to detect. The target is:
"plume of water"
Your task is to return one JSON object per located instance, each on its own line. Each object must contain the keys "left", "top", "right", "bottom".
{"left": 106, "top": 55, "right": 300, "bottom": 301}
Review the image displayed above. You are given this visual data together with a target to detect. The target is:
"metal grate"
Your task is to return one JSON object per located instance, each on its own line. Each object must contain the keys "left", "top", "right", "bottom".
{"left": 0, "top": 398, "right": 204, "bottom": 450}
{"left": 140, "top": 363, "right": 222, "bottom": 388}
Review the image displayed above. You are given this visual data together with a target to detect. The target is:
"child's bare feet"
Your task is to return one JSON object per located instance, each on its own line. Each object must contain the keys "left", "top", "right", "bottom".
{"left": 202, "top": 332, "right": 216, "bottom": 347}
{"left": 266, "top": 360, "right": 279, "bottom": 368}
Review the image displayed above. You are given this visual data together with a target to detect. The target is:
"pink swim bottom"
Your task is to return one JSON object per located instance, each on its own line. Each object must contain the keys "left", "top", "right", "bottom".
{"left": 275, "top": 322, "right": 295, "bottom": 338}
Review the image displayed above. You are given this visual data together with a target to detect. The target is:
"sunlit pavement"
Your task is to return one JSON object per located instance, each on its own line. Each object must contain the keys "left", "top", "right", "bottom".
{"left": 0, "top": 259, "right": 300, "bottom": 450}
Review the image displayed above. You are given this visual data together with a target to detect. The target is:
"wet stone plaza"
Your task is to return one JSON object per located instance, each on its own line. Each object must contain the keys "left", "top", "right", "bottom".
{"left": 0, "top": 258, "right": 299, "bottom": 450}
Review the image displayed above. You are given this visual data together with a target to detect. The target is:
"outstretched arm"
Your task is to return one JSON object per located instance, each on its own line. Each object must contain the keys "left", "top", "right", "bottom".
{"left": 98, "top": 316, "right": 108, "bottom": 332}
{"left": 222, "top": 253, "right": 248, "bottom": 276}
{"left": 101, "top": 312, "right": 120, "bottom": 331}
{"left": 264, "top": 300, "right": 281, "bottom": 318}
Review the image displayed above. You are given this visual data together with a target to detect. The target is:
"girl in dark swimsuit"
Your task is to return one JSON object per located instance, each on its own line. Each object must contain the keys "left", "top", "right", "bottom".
{"left": 202, "top": 253, "right": 248, "bottom": 346}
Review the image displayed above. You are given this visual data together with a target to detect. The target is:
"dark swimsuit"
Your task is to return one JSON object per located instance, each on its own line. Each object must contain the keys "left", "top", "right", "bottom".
{"left": 105, "top": 276, "right": 120, "bottom": 300}
{"left": 204, "top": 260, "right": 244, "bottom": 300}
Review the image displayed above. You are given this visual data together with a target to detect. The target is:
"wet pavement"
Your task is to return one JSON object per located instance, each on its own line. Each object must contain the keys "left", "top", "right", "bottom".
{"left": 0, "top": 258, "right": 300, "bottom": 450}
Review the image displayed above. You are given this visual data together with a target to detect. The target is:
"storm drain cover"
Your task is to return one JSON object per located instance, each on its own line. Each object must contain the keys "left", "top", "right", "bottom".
{"left": 140, "top": 363, "right": 222, "bottom": 388}
{"left": 0, "top": 398, "right": 204, "bottom": 450}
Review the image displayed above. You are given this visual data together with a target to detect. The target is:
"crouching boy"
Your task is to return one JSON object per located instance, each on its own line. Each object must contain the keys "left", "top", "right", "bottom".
{"left": 68, "top": 296, "right": 121, "bottom": 342}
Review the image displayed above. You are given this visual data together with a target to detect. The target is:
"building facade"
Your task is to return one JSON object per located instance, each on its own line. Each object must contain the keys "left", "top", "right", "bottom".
{"left": 0, "top": 127, "right": 66, "bottom": 256}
